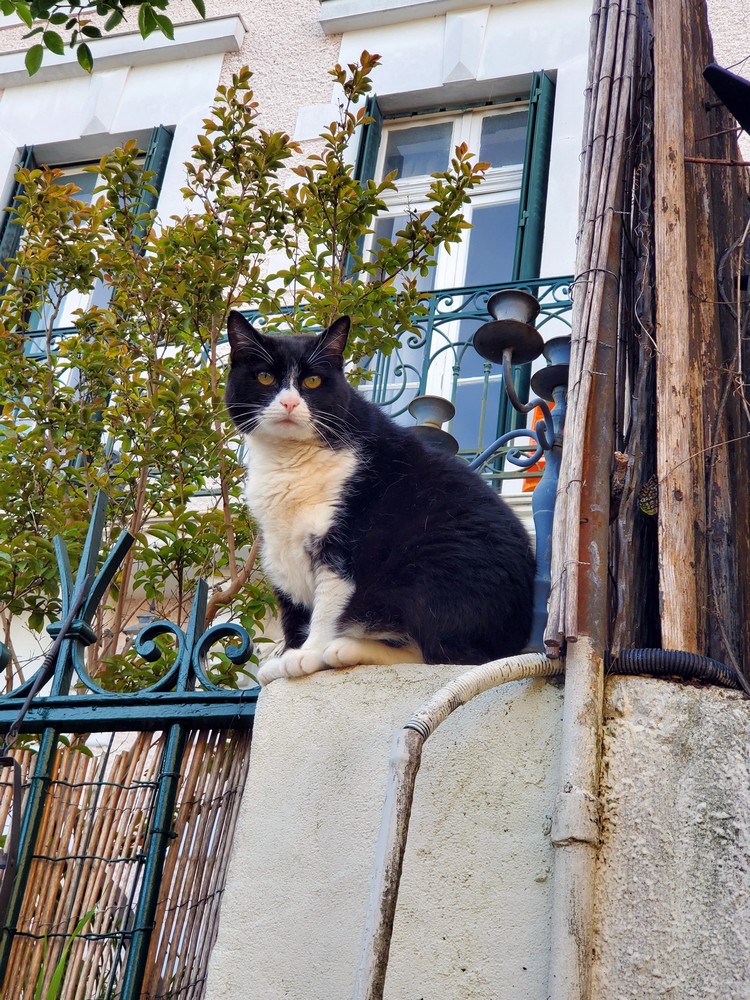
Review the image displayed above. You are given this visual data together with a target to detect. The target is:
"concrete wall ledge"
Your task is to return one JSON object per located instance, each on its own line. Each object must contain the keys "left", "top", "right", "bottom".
{"left": 207, "top": 663, "right": 565, "bottom": 999}
{"left": 206, "top": 668, "right": 750, "bottom": 999}
{"left": 592, "top": 676, "right": 750, "bottom": 998}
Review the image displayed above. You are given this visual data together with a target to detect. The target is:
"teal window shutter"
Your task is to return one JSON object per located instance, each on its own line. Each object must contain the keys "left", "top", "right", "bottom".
{"left": 513, "top": 71, "right": 555, "bottom": 281}
{"left": 135, "top": 125, "right": 174, "bottom": 244}
{"left": 500, "top": 72, "right": 556, "bottom": 435}
{"left": 346, "top": 96, "right": 382, "bottom": 277}
{"left": 0, "top": 146, "right": 37, "bottom": 278}
{"left": 354, "top": 95, "right": 383, "bottom": 182}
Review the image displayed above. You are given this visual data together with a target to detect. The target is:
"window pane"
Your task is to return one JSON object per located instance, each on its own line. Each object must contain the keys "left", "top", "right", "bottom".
{"left": 455, "top": 318, "right": 495, "bottom": 379}
{"left": 479, "top": 110, "right": 528, "bottom": 168}
{"left": 55, "top": 169, "right": 97, "bottom": 205}
{"left": 382, "top": 123, "right": 453, "bottom": 180}
{"left": 373, "top": 215, "right": 437, "bottom": 293}
{"left": 464, "top": 201, "right": 519, "bottom": 287}
{"left": 451, "top": 377, "right": 505, "bottom": 452}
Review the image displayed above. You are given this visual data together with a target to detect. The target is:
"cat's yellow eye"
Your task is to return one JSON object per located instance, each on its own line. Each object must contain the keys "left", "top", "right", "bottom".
{"left": 256, "top": 372, "right": 275, "bottom": 386}
{"left": 302, "top": 375, "right": 322, "bottom": 389}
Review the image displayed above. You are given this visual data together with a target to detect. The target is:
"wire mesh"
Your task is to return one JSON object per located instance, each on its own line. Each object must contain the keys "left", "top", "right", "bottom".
{"left": 0, "top": 728, "right": 251, "bottom": 999}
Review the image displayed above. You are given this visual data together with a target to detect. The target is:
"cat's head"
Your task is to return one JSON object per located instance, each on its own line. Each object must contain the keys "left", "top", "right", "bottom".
{"left": 225, "top": 311, "right": 352, "bottom": 446}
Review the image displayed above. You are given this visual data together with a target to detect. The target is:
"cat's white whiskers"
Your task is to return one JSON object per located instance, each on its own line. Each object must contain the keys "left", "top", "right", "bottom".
{"left": 311, "top": 415, "right": 350, "bottom": 449}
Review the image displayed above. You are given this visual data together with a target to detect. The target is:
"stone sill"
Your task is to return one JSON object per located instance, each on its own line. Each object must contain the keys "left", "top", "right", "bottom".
{"left": 318, "top": 0, "right": 516, "bottom": 35}
{"left": 0, "top": 14, "right": 245, "bottom": 88}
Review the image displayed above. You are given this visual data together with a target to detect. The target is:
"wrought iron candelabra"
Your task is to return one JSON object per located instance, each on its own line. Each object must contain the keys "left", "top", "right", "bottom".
{"left": 471, "top": 288, "right": 571, "bottom": 652}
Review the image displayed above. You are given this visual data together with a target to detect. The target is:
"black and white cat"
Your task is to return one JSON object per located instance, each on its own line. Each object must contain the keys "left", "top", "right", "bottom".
{"left": 225, "top": 311, "right": 535, "bottom": 685}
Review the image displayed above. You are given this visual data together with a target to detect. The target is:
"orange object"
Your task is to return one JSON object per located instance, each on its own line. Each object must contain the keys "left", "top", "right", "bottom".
{"left": 522, "top": 403, "right": 554, "bottom": 492}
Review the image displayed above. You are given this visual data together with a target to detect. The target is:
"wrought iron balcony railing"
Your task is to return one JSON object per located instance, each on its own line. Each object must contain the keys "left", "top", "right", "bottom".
{"left": 19, "top": 276, "right": 573, "bottom": 484}
{"left": 359, "top": 276, "right": 573, "bottom": 474}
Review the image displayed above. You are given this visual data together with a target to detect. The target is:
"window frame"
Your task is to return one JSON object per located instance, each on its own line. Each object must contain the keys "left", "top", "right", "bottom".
{"left": 371, "top": 103, "right": 529, "bottom": 291}
{"left": 354, "top": 74, "right": 556, "bottom": 455}
{"left": 0, "top": 125, "right": 174, "bottom": 297}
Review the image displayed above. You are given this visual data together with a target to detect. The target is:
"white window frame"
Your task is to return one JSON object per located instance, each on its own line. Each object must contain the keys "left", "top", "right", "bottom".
{"left": 370, "top": 102, "right": 527, "bottom": 414}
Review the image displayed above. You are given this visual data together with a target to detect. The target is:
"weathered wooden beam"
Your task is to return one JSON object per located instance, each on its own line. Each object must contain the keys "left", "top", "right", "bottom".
{"left": 546, "top": 0, "right": 636, "bottom": 650}
{"left": 653, "top": 0, "right": 705, "bottom": 652}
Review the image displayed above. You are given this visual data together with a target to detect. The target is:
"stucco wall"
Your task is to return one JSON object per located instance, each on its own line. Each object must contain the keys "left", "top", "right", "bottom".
{"left": 706, "top": 0, "right": 750, "bottom": 158}
{"left": 592, "top": 677, "right": 750, "bottom": 999}
{"left": 206, "top": 664, "right": 565, "bottom": 1000}
{"left": 207, "top": 671, "right": 750, "bottom": 999}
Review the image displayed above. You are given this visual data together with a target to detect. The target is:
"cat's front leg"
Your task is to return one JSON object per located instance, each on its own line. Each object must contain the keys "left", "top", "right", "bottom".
{"left": 277, "top": 592, "right": 310, "bottom": 648}
{"left": 258, "top": 565, "right": 353, "bottom": 685}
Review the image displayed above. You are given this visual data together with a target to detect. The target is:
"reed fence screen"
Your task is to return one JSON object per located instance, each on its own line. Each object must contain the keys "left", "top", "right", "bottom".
{"left": 0, "top": 728, "right": 251, "bottom": 999}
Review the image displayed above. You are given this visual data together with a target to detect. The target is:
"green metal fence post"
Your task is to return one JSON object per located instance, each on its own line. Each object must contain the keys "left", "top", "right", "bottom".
{"left": 119, "top": 723, "right": 187, "bottom": 1000}
{"left": 0, "top": 727, "right": 59, "bottom": 979}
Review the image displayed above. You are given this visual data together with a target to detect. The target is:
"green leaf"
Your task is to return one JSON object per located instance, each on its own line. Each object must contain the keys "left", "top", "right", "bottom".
{"left": 49, "top": 11, "right": 68, "bottom": 24}
{"left": 81, "top": 24, "right": 102, "bottom": 37}
{"left": 154, "top": 12, "right": 174, "bottom": 38}
{"left": 103, "top": 8, "right": 123, "bottom": 30}
{"left": 138, "top": 3, "right": 158, "bottom": 37}
{"left": 24, "top": 43, "right": 43, "bottom": 75}
{"left": 46, "top": 909, "right": 96, "bottom": 997}
{"left": 15, "top": 2, "right": 32, "bottom": 27}
{"left": 42, "top": 30, "right": 65, "bottom": 55}
{"left": 76, "top": 42, "right": 93, "bottom": 72}
{"left": 33, "top": 936, "right": 48, "bottom": 1000}
{"left": 189, "top": 0, "right": 205, "bottom": 17}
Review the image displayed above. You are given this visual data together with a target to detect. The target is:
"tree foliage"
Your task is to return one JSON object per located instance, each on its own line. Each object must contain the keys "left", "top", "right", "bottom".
{"left": 0, "top": 0, "right": 204, "bottom": 76}
{"left": 0, "top": 52, "right": 486, "bottom": 690}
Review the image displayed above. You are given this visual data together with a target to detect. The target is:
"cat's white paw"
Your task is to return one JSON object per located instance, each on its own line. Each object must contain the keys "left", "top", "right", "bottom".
{"left": 323, "top": 636, "right": 425, "bottom": 668}
{"left": 257, "top": 647, "right": 327, "bottom": 685}
{"left": 322, "top": 638, "right": 368, "bottom": 669}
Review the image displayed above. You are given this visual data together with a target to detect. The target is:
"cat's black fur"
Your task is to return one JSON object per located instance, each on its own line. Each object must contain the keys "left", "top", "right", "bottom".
{"left": 226, "top": 312, "right": 535, "bottom": 665}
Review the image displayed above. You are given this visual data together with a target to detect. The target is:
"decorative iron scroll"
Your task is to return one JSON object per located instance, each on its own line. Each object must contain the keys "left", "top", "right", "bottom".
{"left": 0, "top": 491, "right": 258, "bottom": 730}
{"left": 362, "top": 277, "right": 573, "bottom": 417}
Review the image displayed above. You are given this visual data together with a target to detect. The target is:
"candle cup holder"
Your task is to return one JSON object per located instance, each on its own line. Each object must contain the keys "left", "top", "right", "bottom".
{"left": 530, "top": 336, "right": 571, "bottom": 401}
{"left": 408, "top": 394, "right": 459, "bottom": 455}
{"left": 487, "top": 288, "right": 541, "bottom": 325}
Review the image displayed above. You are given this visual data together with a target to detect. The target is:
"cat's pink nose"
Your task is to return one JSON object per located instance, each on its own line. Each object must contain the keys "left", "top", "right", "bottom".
{"left": 279, "top": 394, "right": 300, "bottom": 414}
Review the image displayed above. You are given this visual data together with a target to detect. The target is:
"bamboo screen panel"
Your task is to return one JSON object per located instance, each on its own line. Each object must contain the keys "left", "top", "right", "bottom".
{"left": 142, "top": 730, "right": 251, "bottom": 999}
{"left": 0, "top": 728, "right": 251, "bottom": 1000}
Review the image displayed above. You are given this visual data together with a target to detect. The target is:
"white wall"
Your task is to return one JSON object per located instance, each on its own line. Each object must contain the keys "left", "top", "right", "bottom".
{"left": 0, "top": 0, "right": 341, "bottom": 215}
{"left": 0, "top": 50, "right": 225, "bottom": 219}
{"left": 206, "top": 670, "right": 750, "bottom": 999}
{"left": 207, "top": 664, "right": 565, "bottom": 1000}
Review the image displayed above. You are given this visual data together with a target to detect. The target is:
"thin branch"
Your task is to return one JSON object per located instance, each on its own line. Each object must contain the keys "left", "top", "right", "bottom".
{"left": 205, "top": 536, "right": 261, "bottom": 625}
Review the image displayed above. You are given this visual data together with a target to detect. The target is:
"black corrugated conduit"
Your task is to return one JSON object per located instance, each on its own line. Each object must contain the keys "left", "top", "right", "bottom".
{"left": 606, "top": 648, "right": 749, "bottom": 693}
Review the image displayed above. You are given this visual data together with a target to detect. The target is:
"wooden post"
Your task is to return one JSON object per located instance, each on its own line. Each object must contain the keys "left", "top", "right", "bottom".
{"left": 653, "top": 0, "right": 705, "bottom": 652}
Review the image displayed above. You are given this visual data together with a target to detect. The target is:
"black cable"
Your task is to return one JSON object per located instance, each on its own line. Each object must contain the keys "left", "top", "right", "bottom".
{"left": 607, "top": 647, "right": 748, "bottom": 693}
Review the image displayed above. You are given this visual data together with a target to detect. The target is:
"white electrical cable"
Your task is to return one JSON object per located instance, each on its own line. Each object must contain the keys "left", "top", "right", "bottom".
{"left": 353, "top": 652, "right": 564, "bottom": 1000}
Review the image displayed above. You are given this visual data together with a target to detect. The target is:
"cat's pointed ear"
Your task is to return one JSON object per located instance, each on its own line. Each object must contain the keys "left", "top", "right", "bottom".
{"left": 318, "top": 316, "right": 350, "bottom": 359}
{"left": 227, "top": 310, "right": 268, "bottom": 362}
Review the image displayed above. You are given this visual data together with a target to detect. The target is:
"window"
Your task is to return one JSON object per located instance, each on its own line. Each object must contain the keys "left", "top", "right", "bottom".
{"left": 0, "top": 125, "right": 173, "bottom": 322}
{"left": 374, "top": 106, "right": 528, "bottom": 291}
{"left": 356, "top": 74, "right": 555, "bottom": 458}
{"left": 0, "top": 127, "right": 173, "bottom": 439}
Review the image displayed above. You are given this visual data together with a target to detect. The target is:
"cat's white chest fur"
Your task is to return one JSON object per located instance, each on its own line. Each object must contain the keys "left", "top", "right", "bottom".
{"left": 243, "top": 437, "right": 357, "bottom": 607}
